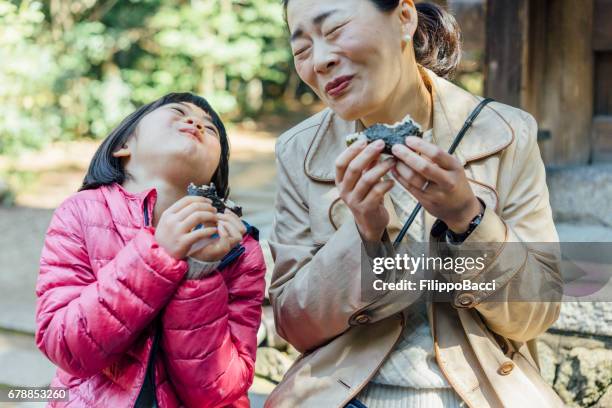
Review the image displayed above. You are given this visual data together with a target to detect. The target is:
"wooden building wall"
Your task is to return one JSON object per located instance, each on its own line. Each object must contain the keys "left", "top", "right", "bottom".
{"left": 484, "top": 0, "right": 597, "bottom": 167}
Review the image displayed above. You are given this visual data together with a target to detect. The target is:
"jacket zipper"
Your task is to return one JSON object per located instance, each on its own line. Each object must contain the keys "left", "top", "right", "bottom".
{"left": 133, "top": 197, "right": 160, "bottom": 408}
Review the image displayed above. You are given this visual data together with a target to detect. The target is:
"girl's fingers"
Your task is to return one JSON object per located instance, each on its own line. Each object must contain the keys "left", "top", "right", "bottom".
{"left": 219, "top": 220, "right": 242, "bottom": 246}
{"left": 219, "top": 211, "right": 246, "bottom": 236}
{"left": 175, "top": 202, "right": 217, "bottom": 221}
{"left": 335, "top": 140, "right": 368, "bottom": 184}
{"left": 183, "top": 226, "right": 218, "bottom": 246}
{"left": 405, "top": 137, "right": 459, "bottom": 170}
{"left": 391, "top": 144, "right": 450, "bottom": 187}
{"left": 179, "top": 211, "right": 218, "bottom": 233}
{"left": 360, "top": 179, "right": 395, "bottom": 209}
{"left": 351, "top": 158, "right": 396, "bottom": 201}
{"left": 167, "top": 195, "right": 211, "bottom": 214}
{"left": 336, "top": 140, "right": 384, "bottom": 190}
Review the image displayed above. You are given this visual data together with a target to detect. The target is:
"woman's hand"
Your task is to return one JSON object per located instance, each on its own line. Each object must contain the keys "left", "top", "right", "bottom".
{"left": 190, "top": 209, "right": 246, "bottom": 262}
{"left": 335, "top": 139, "right": 396, "bottom": 242}
{"left": 391, "top": 136, "right": 482, "bottom": 233}
{"left": 155, "top": 196, "right": 219, "bottom": 260}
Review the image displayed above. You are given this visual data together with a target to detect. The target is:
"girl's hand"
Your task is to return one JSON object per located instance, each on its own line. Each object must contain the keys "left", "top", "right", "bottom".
{"left": 155, "top": 196, "right": 219, "bottom": 260}
{"left": 335, "top": 139, "right": 396, "bottom": 242}
{"left": 190, "top": 210, "right": 246, "bottom": 262}
{"left": 391, "top": 136, "right": 482, "bottom": 233}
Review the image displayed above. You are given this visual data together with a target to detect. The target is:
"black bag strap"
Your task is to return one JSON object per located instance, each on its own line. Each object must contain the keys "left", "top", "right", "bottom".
{"left": 392, "top": 97, "right": 494, "bottom": 248}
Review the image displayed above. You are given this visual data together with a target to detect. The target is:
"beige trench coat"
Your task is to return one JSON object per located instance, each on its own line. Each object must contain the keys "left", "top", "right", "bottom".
{"left": 266, "top": 69, "right": 564, "bottom": 408}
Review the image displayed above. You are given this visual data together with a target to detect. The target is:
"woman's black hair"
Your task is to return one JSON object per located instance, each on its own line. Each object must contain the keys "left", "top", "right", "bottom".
{"left": 281, "top": 1, "right": 462, "bottom": 79}
{"left": 80, "top": 92, "right": 230, "bottom": 199}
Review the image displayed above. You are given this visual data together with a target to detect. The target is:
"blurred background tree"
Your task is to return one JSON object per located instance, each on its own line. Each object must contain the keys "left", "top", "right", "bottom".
{"left": 0, "top": 0, "right": 295, "bottom": 154}
{"left": 0, "top": 0, "right": 485, "bottom": 155}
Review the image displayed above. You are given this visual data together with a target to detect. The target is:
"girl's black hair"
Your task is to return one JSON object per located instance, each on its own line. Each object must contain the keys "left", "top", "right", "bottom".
{"left": 80, "top": 92, "right": 230, "bottom": 199}
{"left": 281, "top": 1, "right": 461, "bottom": 79}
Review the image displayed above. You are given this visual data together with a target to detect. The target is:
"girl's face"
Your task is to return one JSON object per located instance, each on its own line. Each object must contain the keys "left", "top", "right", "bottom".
{"left": 287, "top": 0, "right": 416, "bottom": 121}
{"left": 117, "top": 102, "right": 222, "bottom": 186}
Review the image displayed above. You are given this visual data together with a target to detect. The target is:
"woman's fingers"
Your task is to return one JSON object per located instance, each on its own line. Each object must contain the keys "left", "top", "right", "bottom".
{"left": 405, "top": 137, "right": 460, "bottom": 170}
{"left": 392, "top": 162, "right": 428, "bottom": 190}
{"left": 360, "top": 179, "right": 395, "bottom": 209}
{"left": 179, "top": 210, "right": 218, "bottom": 233}
{"left": 391, "top": 144, "right": 452, "bottom": 188}
{"left": 351, "top": 157, "right": 396, "bottom": 201}
{"left": 174, "top": 201, "right": 217, "bottom": 221}
{"left": 336, "top": 140, "right": 385, "bottom": 191}
{"left": 335, "top": 140, "right": 367, "bottom": 184}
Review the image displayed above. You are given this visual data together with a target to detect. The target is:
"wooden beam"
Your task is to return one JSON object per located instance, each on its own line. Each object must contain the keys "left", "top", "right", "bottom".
{"left": 484, "top": 0, "right": 529, "bottom": 107}
{"left": 594, "top": 0, "right": 612, "bottom": 51}
{"left": 534, "top": 0, "right": 594, "bottom": 166}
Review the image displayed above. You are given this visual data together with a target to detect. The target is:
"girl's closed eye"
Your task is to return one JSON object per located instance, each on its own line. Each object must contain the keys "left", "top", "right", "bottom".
{"left": 172, "top": 106, "right": 185, "bottom": 115}
{"left": 205, "top": 125, "right": 219, "bottom": 138}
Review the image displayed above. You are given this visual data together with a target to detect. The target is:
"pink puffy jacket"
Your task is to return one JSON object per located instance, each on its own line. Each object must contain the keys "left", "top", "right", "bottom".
{"left": 35, "top": 183, "right": 266, "bottom": 407}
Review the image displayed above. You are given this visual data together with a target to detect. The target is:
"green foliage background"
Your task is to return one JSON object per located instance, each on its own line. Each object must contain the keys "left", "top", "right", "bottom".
{"left": 0, "top": 0, "right": 294, "bottom": 154}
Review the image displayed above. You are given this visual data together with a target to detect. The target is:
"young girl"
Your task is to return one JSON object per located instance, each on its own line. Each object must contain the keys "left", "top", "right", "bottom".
{"left": 35, "top": 93, "right": 266, "bottom": 408}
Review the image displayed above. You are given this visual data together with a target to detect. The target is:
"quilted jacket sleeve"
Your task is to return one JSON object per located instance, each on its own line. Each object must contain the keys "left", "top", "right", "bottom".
{"left": 35, "top": 198, "right": 188, "bottom": 378}
{"left": 161, "top": 234, "right": 266, "bottom": 408}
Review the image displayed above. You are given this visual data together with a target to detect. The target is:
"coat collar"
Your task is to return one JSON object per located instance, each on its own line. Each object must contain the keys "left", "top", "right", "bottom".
{"left": 304, "top": 69, "right": 515, "bottom": 182}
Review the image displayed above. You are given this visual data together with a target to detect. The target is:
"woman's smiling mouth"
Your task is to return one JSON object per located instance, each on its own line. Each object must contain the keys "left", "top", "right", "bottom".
{"left": 325, "top": 75, "right": 355, "bottom": 98}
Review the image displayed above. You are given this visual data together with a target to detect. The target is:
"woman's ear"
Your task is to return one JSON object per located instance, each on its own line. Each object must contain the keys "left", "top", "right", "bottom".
{"left": 399, "top": 0, "right": 418, "bottom": 40}
{"left": 112, "top": 143, "right": 131, "bottom": 159}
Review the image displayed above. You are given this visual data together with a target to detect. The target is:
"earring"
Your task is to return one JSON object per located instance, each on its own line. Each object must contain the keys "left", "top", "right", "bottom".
{"left": 403, "top": 33, "right": 412, "bottom": 42}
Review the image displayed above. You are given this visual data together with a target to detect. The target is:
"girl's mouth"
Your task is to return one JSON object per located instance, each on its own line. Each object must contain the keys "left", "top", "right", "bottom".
{"left": 179, "top": 127, "right": 202, "bottom": 143}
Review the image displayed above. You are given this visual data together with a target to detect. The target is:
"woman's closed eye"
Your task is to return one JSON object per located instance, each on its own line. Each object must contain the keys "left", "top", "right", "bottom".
{"left": 324, "top": 21, "right": 348, "bottom": 37}
{"left": 172, "top": 106, "right": 185, "bottom": 115}
{"left": 293, "top": 45, "right": 310, "bottom": 58}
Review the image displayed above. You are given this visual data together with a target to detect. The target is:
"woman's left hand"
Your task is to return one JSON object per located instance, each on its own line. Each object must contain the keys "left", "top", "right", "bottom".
{"left": 391, "top": 136, "right": 482, "bottom": 233}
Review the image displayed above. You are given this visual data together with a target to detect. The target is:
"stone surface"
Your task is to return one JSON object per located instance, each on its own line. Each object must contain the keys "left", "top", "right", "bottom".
{"left": 554, "top": 347, "right": 612, "bottom": 407}
{"left": 538, "top": 333, "right": 612, "bottom": 407}
{"left": 0, "top": 331, "right": 55, "bottom": 388}
{"left": 261, "top": 306, "right": 287, "bottom": 351}
{"left": 547, "top": 164, "right": 612, "bottom": 227}
{"left": 553, "top": 302, "right": 612, "bottom": 337}
{"left": 594, "top": 386, "right": 612, "bottom": 408}
{"left": 248, "top": 376, "right": 277, "bottom": 408}
{"left": 254, "top": 347, "right": 295, "bottom": 384}
{"left": 0, "top": 208, "right": 53, "bottom": 333}
{"left": 536, "top": 339, "right": 558, "bottom": 385}
{"left": 556, "top": 223, "right": 612, "bottom": 242}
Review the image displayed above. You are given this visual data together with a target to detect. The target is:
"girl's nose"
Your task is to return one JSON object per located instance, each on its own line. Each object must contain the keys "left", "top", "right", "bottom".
{"left": 186, "top": 118, "right": 203, "bottom": 131}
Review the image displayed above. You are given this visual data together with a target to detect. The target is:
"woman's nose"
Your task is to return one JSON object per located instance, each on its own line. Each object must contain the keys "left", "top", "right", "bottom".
{"left": 313, "top": 44, "right": 339, "bottom": 75}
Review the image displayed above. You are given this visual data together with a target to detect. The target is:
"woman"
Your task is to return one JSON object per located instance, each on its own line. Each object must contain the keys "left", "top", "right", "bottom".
{"left": 267, "top": 1, "right": 563, "bottom": 407}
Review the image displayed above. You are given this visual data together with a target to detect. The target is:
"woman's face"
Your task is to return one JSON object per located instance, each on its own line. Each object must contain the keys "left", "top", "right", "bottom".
{"left": 287, "top": 0, "right": 413, "bottom": 121}
{"left": 122, "top": 102, "right": 222, "bottom": 185}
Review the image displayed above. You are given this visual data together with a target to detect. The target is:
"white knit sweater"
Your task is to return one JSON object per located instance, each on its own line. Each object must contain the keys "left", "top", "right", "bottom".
{"left": 356, "top": 132, "right": 465, "bottom": 407}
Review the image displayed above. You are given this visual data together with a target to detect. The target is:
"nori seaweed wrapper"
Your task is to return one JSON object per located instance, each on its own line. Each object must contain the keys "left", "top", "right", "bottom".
{"left": 187, "top": 182, "right": 243, "bottom": 217}
{"left": 346, "top": 115, "right": 423, "bottom": 154}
